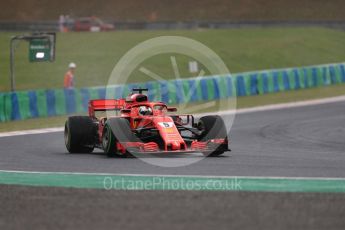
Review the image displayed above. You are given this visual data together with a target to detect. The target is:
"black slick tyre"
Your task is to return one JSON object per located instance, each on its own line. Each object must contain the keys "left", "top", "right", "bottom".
{"left": 102, "top": 123, "right": 118, "bottom": 157}
{"left": 64, "top": 116, "right": 95, "bottom": 153}
{"left": 103, "top": 118, "right": 138, "bottom": 158}
{"left": 198, "top": 115, "right": 229, "bottom": 157}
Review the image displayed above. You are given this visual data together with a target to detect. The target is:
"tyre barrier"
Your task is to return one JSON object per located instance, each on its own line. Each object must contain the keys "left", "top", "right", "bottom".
{"left": 1, "top": 62, "right": 344, "bottom": 122}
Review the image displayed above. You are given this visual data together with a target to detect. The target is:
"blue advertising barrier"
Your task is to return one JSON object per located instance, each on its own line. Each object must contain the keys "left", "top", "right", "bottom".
{"left": 0, "top": 62, "right": 344, "bottom": 122}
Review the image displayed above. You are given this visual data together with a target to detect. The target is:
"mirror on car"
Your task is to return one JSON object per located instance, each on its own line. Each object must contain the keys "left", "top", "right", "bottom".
{"left": 121, "top": 109, "right": 131, "bottom": 114}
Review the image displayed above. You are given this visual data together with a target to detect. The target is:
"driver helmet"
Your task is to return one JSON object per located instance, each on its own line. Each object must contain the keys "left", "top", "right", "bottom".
{"left": 139, "top": 106, "right": 152, "bottom": 116}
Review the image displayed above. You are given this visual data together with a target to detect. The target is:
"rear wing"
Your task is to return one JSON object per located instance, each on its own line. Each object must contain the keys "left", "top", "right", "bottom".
{"left": 88, "top": 99, "right": 125, "bottom": 117}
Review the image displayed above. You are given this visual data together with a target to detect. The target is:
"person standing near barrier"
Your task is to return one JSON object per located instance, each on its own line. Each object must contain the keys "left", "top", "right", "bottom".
{"left": 64, "top": 62, "right": 76, "bottom": 89}
{"left": 59, "top": 15, "right": 65, "bottom": 32}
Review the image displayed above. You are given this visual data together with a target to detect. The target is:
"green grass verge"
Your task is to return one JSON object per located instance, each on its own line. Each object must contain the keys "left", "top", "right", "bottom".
{"left": 1, "top": 83, "right": 344, "bottom": 132}
{"left": 0, "top": 28, "right": 345, "bottom": 91}
{"left": 0, "top": 116, "right": 68, "bottom": 132}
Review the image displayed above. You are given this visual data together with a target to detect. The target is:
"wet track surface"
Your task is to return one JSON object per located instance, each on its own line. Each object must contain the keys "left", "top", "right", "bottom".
{"left": 1, "top": 184, "right": 345, "bottom": 230}
{"left": 0, "top": 101, "right": 344, "bottom": 177}
{"left": 1, "top": 101, "right": 345, "bottom": 230}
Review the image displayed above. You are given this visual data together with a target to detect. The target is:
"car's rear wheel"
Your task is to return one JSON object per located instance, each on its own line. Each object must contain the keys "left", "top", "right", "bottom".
{"left": 65, "top": 116, "right": 95, "bottom": 153}
{"left": 197, "top": 115, "right": 229, "bottom": 157}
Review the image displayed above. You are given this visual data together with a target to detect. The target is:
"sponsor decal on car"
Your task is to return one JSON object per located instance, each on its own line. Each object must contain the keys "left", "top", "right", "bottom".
{"left": 158, "top": 122, "right": 174, "bottom": 128}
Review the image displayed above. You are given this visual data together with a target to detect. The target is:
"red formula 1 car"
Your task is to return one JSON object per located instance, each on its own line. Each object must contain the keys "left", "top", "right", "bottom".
{"left": 64, "top": 88, "right": 229, "bottom": 157}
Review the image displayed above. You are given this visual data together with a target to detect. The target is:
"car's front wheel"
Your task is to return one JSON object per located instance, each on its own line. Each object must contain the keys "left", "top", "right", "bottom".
{"left": 197, "top": 115, "right": 229, "bottom": 157}
{"left": 102, "top": 123, "right": 119, "bottom": 157}
{"left": 103, "top": 118, "right": 139, "bottom": 158}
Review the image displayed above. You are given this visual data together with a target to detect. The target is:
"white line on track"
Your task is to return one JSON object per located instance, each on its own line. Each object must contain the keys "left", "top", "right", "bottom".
{"left": 204, "top": 95, "right": 345, "bottom": 116}
{"left": 0, "top": 127, "right": 63, "bottom": 137}
{"left": 0, "top": 95, "right": 345, "bottom": 138}
{"left": 0, "top": 169, "right": 344, "bottom": 180}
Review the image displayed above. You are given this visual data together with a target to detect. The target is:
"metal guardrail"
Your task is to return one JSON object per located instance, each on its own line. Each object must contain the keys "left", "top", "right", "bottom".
{"left": 0, "top": 20, "right": 345, "bottom": 31}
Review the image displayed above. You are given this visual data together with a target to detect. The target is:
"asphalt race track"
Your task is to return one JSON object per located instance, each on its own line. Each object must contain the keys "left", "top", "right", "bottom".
{"left": 0, "top": 100, "right": 344, "bottom": 177}
{"left": 1, "top": 185, "right": 345, "bottom": 230}
{"left": 1, "top": 100, "right": 345, "bottom": 229}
